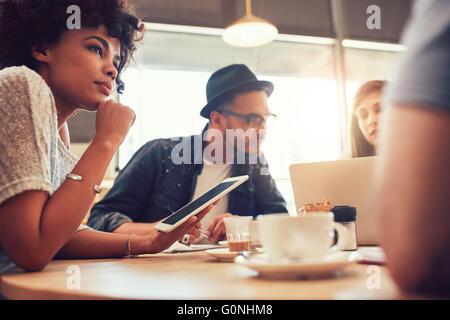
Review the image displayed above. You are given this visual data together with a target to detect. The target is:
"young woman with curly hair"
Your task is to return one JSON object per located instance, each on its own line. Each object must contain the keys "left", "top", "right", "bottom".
{"left": 0, "top": 0, "right": 213, "bottom": 273}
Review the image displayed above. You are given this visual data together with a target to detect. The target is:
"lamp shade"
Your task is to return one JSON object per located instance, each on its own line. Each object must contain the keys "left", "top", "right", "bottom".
{"left": 223, "top": 14, "right": 278, "bottom": 48}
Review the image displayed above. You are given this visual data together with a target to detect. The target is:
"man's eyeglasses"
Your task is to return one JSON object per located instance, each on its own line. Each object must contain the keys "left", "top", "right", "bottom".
{"left": 217, "top": 110, "right": 277, "bottom": 127}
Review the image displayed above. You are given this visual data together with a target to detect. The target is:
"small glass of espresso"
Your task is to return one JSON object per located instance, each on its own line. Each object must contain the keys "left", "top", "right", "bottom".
{"left": 223, "top": 216, "right": 252, "bottom": 252}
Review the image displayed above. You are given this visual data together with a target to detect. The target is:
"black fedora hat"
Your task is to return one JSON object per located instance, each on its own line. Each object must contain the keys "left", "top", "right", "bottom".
{"left": 200, "top": 64, "right": 274, "bottom": 118}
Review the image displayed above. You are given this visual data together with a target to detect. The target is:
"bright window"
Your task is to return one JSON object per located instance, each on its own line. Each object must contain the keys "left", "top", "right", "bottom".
{"left": 118, "top": 28, "right": 401, "bottom": 213}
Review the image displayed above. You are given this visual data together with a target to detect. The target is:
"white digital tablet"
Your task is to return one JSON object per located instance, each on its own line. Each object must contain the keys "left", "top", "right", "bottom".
{"left": 154, "top": 175, "right": 249, "bottom": 233}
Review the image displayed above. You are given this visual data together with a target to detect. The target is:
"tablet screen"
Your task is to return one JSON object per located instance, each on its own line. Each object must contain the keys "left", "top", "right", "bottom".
{"left": 161, "top": 180, "right": 236, "bottom": 225}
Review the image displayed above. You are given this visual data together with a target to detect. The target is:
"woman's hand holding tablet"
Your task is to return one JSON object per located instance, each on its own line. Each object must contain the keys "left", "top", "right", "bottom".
{"left": 154, "top": 176, "right": 249, "bottom": 233}
{"left": 146, "top": 204, "right": 215, "bottom": 253}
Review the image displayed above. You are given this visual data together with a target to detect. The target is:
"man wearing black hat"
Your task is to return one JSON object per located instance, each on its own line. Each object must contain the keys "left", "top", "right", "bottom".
{"left": 88, "top": 64, "right": 288, "bottom": 244}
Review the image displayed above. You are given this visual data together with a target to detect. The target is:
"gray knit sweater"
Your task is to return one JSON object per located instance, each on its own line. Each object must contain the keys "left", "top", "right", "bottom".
{"left": 0, "top": 66, "right": 88, "bottom": 273}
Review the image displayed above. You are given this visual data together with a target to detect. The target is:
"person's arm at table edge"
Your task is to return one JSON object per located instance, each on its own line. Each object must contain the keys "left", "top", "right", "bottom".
{"left": 0, "top": 139, "right": 118, "bottom": 272}
{"left": 377, "top": 104, "right": 450, "bottom": 294}
{"left": 54, "top": 228, "right": 150, "bottom": 259}
{"left": 57, "top": 204, "right": 214, "bottom": 259}
{"left": 56, "top": 209, "right": 214, "bottom": 259}
{"left": 89, "top": 208, "right": 159, "bottom": 236}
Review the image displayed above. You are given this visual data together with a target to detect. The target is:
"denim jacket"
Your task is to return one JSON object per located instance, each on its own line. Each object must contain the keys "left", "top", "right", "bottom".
{"left": 88, "top": 127, "right": 288, "bottom": 232}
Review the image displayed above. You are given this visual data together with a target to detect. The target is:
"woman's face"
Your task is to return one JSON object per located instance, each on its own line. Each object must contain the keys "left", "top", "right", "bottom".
{"left": 355, "top": 91, "right": 382, "bottom": 147}
{"left": 35, "top": 25, "right": 121, "bottom": 111}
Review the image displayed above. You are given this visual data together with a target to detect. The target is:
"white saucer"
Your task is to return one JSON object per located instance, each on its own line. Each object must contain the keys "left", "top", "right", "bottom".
{"left": 234, "top": 251, "right": 360, "bottom": 279}
{"left": 218, "top": 241, "right": 263, "bottom": 248}
{"left": 205, "top": 248, "right": 263, "bottom": 262}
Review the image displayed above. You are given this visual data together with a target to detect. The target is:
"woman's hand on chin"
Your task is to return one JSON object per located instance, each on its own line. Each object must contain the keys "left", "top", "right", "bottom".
{"left": 92, "top": 99, "right": 136, "bottom": 150}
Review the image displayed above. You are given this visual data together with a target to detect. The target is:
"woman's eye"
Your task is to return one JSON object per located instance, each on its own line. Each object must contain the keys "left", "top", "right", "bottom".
{"left": 358, "top": 109, "right": 368, "bottom": 120}
{"left": 89, "top": 46, "right": 103, "bottom": 56}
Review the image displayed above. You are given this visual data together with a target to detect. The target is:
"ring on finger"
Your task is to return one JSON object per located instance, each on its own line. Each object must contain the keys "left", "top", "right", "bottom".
{"left": 181, "top": 233, "right": 190, "bottom": 245}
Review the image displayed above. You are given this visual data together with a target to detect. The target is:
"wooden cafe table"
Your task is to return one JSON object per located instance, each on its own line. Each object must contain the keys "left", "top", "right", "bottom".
{"left": 0, "top": 249, "right": 417, "bottom": 300}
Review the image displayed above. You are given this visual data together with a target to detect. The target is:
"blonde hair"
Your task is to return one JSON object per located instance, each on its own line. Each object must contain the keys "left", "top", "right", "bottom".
{"left": 349, "top": 80, "right": 387, "bottom": 158}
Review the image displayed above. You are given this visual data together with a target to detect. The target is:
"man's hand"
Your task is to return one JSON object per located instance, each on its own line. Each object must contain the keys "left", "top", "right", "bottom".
{"left": 178, "top": 221, "right": 202, "bottom": 246}
{"left": 205, "top": 213, "right": 234, "bottom": 243}
{"left": 177, "top": 199, "right": 223, "bottom": 245}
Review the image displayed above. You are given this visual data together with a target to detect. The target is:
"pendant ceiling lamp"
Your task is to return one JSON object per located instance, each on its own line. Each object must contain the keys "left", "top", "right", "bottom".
{"left": 223, "top": 0, "right": 278, "bottom": 48}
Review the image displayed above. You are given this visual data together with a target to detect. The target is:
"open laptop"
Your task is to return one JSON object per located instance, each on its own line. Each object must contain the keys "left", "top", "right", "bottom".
{"left": 289, "top": 156, "right": 380, "bottom": 245}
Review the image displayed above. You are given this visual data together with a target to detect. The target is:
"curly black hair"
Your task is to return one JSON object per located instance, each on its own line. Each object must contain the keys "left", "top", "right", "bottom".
{"left": 0, "top": 0, "right": 144, "bottom": 93}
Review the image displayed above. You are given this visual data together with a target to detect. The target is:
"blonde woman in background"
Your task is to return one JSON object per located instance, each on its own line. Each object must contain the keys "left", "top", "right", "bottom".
{"left": 349, "top": 80, "right": 387, "bottom": 157}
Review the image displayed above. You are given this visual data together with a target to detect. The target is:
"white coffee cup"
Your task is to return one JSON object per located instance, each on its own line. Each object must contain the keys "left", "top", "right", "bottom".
{"left": 257, "top": 212, "right": 348, "bottom": 261}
